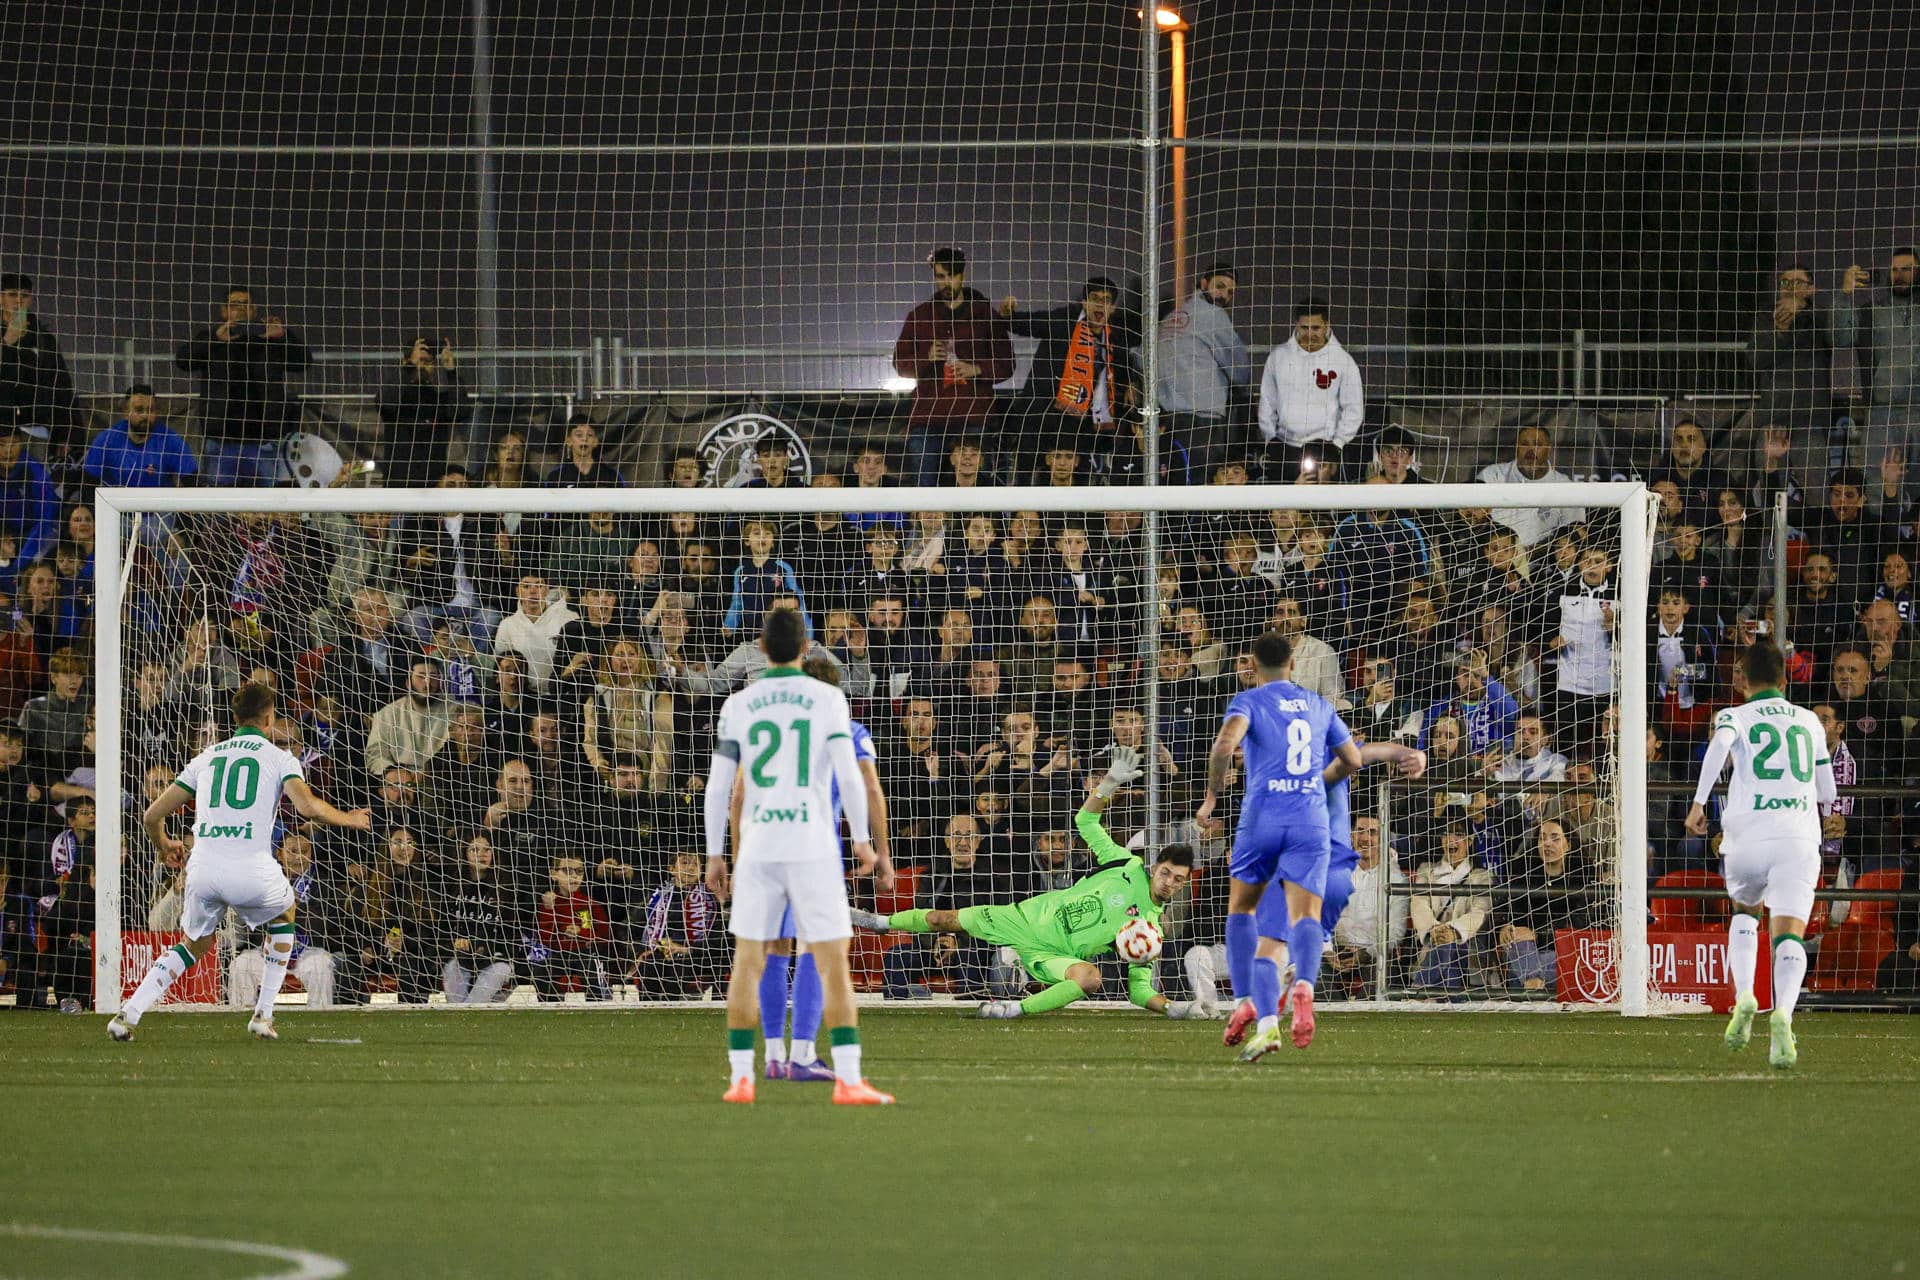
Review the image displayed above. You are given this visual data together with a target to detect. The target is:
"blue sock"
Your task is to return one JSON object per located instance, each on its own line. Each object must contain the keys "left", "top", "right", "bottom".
{"left": 1252, "top": 957, "right": 1283, "bottom": 1021}
{"left": 1321, "top": 864, "right": 1355, "bottom": 934}
{"left": 791, "top": 953, "right": 824, "bottom": 1043}
{"left": 1288, "top": 915, "right": 1325, "bottom": 991}
{"left": 1225, "top": 912, "right": 1258, "bottom": 1000}
{"left": 758, "top": 953, "right": 790, "bottom": 1044}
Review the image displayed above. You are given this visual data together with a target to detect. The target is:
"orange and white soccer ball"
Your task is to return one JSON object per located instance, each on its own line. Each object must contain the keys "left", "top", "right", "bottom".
{"left": 1114, "top": 918, "right": 1163, "bottom": 965}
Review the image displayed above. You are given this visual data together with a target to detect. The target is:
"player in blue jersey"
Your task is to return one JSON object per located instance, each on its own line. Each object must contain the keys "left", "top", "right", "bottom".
{"left": 1196, "top": 632, "right": 1361, "bottom": 1055}
{"left": 1234, "top": 738, "right": 1426, "bottom": 1047}
{"left": 731, "top": 653, "right": 893, "bottom": 1081}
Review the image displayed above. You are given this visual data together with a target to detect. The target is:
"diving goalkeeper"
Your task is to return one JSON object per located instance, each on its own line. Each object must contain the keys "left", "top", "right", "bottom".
{"left": 849, "top": 746, "right": 1195, "bottom": 1018}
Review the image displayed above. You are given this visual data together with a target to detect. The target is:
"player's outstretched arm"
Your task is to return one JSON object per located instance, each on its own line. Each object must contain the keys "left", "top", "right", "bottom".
{"left": 1081, "top": 743, "right": 1142, "bottom": 817}
{"left": 1357, "top": 740, "right": 1427, "bottom": 778}
{"left": 1127, "top": 965, "right": 1170, "bottom": 1015}
{"left": 858, "top": 758, "right": 895, "bottom": 892}
{"left": 1074, "top": 746, "right": 1143, "bottom": 865}
{"left": 1324, "top": 736, "right": 1365, "bottom": 784}
{"left": 141, "top": 780, "right": 193, "bottom": 859}
{"left": 704, "top": 747, "right": 740, "bottom": 897}
{"left": 1686, "top": 717, "right": 1738, "bottom": 836}
{"left": 827, "top": 733, "right": 874, "bottom": 873}
{"left": 1196, "top": 716, "right": 1249, "bottom": 832}
{"left": 284, "top": 778, "right": 372, "bottom": 831}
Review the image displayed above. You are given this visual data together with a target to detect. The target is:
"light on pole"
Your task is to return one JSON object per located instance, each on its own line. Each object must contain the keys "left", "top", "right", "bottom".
{"left": 1143, "top": 8, "right": 1192, "bottom": 305}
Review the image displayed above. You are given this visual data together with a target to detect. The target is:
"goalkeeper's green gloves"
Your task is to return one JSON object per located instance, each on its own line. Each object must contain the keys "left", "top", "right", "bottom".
{"left": 1094, "top": 743, "right": 1144, "bottom": 801}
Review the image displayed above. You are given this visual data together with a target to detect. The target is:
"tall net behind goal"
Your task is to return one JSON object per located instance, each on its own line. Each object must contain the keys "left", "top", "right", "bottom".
{"left": 95, "top": 484, "right": 1650, "bottom": 1013}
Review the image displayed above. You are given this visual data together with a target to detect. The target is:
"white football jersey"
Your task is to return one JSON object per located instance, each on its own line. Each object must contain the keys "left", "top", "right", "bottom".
{"left": 1698, "top": 693, "right": 1834, "bottom": 846}
{"left": 716, "top": 669, "right": 854, "bottom": 864}
{"left": 175, "top": 729, "right": 304, "bottom": 864}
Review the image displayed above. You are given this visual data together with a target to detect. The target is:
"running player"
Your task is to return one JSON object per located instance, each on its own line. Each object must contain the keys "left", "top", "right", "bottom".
{"left": 705, "top": 607, "right": 891, "bottom": 1105}
{"left": 1686, "top": 639, "right": 1832, "bottom": 1069}
{"left": 1196, "top": 632, "right": 1362, "bottom": 1054}
{"left": 851, "top": 745, "right": 1195, "bottom": 1017}
{"left": 744, "top": 653, "right": 893, "bottom": 1083}
{"left": 109, "top": 682, "right": 371, "bottom": 1041}
{"left": 1223, "top": 739, "right": 1427, "bottom": 1052}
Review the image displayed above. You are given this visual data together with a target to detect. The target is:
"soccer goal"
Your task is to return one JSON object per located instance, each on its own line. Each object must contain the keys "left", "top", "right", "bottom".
{"left": 92, "top": 482, "right": 1655, "bottom": 1015}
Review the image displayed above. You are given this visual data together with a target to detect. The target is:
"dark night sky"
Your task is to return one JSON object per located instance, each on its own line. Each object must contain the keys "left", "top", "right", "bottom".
{"left": 0, "top": 1, "right": 1914, "bottom": 395}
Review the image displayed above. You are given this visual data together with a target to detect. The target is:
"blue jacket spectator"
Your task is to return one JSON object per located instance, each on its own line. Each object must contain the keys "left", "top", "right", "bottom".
{"left": 0, "top": 421, "right": 59, "bottom": 569}
{"left": 81, "top": 386, "right": 199, "bottom": 490}
{"left": 1421, "top": 651, "right": 1519, "bottom": 753}
{"left": 722, "top": 519, "right": 806, "bottom": 633}
{"left": 1328, "top": 510, "right": 1433, "bottom": 635}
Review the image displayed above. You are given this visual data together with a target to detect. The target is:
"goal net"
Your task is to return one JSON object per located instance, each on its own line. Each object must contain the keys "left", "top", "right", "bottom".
{"left": 92, "top": 483, "right": 1653, "bottom": 1014}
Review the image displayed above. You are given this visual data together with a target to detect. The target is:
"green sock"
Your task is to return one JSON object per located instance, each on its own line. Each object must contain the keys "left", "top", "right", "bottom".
{"left": 1019, "top": 979, "right": 1084, "bottom": 1016}
{"left": 888, "top": 909, "right": 931, "bottom": 933}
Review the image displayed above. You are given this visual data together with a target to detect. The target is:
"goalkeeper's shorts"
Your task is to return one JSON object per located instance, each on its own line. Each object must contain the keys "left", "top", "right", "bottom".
{"left": 956, "top": 905, "right": 1078, "bottom": 986}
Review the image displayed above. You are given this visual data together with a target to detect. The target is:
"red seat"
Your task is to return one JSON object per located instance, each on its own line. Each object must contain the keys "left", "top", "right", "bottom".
{"left": 1652, "top": 870, "right": 1729, "bottom": 930}
{"left": 1811, "top": 869, "right": 1902, "bottom": 991}
{"left": 850, "top": 865, "right": 924, "bottom": 990}
{"left": 876, "top": 865, "right": 919, "bottom": 915}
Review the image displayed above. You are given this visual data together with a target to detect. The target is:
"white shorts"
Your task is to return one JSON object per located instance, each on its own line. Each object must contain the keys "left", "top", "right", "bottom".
{"left": 729, "top": 858, "right": 851, "bottom": 943}
{"left": 181, "top": 858, "right": 296, "bottom": 940}
{"left": 1721, "top": 837, "right": 1819, "bottom": 923}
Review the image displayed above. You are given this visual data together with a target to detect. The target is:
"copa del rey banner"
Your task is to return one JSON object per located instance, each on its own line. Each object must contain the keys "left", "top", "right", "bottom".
{"left": 100, "top": 931, "right": 225, "bottom": 1006}
{"left": 1556, "top": 929, "right": 1773, "bottom": 1014}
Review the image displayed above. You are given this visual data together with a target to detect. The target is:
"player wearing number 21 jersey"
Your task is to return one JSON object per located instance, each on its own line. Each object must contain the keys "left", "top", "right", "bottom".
{"left": 1689, "top": 641, "right": 1835, "bottom": 1070}
{"left": 706, "top": 607, "right": 890, "bottom": 1105}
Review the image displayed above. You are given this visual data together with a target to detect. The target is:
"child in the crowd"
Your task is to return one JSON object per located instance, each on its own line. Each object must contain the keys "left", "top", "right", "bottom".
{"left": 628, "top": 851, "right": 724, "bottom": 1001}
{"left": 535, "top": 855, "right": 611, "bottom": 1001}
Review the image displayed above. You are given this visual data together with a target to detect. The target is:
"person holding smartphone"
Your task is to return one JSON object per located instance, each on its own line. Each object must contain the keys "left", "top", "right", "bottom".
{"left": 1836, "top": 248, "right": 1920, "bottom": 473}
{"left": 174, "top": 285, "right": 311, "bottom": 486}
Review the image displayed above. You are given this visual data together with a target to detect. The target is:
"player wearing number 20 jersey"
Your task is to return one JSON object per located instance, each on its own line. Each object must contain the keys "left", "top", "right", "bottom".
{"left": 1695, "top": 691, "right": 1835, "bottom": 923}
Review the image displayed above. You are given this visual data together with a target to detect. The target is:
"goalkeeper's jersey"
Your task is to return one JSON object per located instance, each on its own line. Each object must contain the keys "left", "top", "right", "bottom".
{"left": 1015, "top": 809, "right": 1164, "bottom": 960}
{"left": 1697, "top": 691, "right": 1835, "bottom": 847}
{"left": 173, "top": 728, "right": 303, "bottom": 866}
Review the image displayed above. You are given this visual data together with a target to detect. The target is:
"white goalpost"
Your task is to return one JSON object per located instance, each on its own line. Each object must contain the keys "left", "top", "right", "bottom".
{"left": 93, "top": 481, "right": 1655, "bottom": 1016}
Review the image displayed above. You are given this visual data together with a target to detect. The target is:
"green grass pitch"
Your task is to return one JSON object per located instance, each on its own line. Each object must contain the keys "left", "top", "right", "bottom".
{"left": 4, "top": 1009, "right": 1918, "bottom": 1279}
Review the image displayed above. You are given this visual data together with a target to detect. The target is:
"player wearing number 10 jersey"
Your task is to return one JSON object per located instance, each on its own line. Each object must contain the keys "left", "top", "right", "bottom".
{"left": 1687, "top": 640, "right": 1834, "bottom": 1069}
{"left": 108, "top": 682, "right": 371, "bottom": 1042}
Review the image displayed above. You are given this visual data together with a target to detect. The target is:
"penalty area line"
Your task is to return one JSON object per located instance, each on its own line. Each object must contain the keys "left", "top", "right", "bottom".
{"left": 0, "top": 1222, "right": 349, "bottom": 1278}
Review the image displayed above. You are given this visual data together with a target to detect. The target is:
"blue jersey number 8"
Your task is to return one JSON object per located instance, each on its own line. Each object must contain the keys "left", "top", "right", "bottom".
{"left": 1286, "top": 719, "right": 1314, "bottom": 775}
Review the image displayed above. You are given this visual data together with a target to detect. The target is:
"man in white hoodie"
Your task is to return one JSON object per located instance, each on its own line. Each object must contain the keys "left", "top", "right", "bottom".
{"left": 492, "top": 571, "right": 577, "bottom": 694}
{"left": 1258, "top": 297, "right": 1364, "bottom": 480}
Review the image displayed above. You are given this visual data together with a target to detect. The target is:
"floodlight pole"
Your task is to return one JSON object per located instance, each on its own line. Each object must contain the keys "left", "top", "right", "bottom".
{"left": 472, "top": 0, "right": 502, "bottom": 394}
{"left": 1141, "top": 5, "right": 1166, "bottom": 847}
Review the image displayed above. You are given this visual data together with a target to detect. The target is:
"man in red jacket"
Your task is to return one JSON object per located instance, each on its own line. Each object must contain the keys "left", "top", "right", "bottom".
{"left": 891, "top": 247, "right": 1012, "bottom": 488}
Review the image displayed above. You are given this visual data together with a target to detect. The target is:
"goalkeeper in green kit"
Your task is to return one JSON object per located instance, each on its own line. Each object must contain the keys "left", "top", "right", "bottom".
{"left": 850, "top": 746, "right": 1196, "bottom": 1017}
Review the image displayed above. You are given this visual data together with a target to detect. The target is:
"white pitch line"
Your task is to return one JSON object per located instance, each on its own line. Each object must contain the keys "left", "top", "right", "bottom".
{"left": 0, "top": 1223, "right": 348, "bottom": 1278}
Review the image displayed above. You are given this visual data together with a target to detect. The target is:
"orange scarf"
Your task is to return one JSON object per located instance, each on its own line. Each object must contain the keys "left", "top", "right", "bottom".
{"left": 1053, "top": 319, "right": 1113, "bottom": 420}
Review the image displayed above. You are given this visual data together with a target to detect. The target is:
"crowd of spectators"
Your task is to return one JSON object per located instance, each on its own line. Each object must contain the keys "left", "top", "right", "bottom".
{"left": 3, "top": 247, "right": 1919, "bottom": 1008}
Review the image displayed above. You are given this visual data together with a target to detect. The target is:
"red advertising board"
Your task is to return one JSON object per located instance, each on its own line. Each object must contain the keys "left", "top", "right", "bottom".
{"left": 1556, "top": 928, "right": 1772, "bottom": 1013}
{"left": 99, "top": 931, "right": 226, "bottom": 1007}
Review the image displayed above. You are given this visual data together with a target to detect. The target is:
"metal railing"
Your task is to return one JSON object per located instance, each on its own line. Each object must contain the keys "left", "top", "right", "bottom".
{"left": 62, "top": 333, "right": 1757, "bottom": 403}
